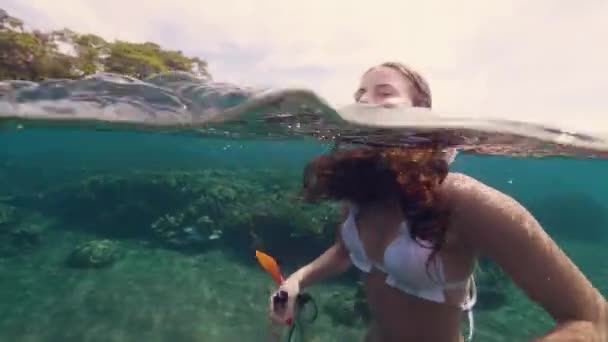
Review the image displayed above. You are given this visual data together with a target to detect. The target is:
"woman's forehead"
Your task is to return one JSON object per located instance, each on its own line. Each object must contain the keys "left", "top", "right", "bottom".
{"left": 361, "top": 66, "right": 408, "bottom": 87}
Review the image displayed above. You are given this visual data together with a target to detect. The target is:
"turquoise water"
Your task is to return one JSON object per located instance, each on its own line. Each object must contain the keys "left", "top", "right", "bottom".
{"left": 1, "top": 127, "right": 607, "bottom": 341}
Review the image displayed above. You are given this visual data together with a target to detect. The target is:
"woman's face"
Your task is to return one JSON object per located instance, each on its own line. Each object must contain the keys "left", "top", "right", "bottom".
{"left": 354, "top": 66, "right": 413, "bottom": 106}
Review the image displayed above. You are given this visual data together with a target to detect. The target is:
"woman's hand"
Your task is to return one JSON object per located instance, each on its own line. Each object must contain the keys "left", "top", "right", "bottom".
{"left": 268, "top": 276, "right": 301, "bottom": 326}
{"left": 266, "top": 240, "right": 352, "bottom": 327}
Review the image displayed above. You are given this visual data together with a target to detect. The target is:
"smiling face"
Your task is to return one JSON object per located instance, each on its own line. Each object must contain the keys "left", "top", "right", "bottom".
{"left": 354, "top": 66, "right": 414, "bottom": 106}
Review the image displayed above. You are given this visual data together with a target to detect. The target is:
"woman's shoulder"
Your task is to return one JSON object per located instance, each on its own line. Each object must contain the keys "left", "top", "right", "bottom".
{"left": 441, "top": 172, "right": 489, "bottom": 203}
{"left": 441, "top": 172, "right": 525, "bottom": 223}
{"left": 442, "top": 172, "right": 505, "bottom": 202}
{"left": 441, "top": 171, "right": 545, "bottom": 250}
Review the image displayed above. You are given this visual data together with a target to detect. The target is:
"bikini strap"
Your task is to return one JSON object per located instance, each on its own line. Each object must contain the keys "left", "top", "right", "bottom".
{"left": 461, "top": 275, "right": 477, "bottom": 341}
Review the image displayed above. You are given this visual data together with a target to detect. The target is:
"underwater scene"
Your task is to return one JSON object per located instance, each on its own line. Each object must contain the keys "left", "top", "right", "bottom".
{"left": 2, "top": 122, "right": 608, "bottom": 342}
{"left": 1, "top": 9, "right": 608, "bottom": 342}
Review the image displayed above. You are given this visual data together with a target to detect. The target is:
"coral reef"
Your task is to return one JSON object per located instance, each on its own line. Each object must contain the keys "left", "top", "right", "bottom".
{"left": 31, "top": 169, "right": 341, "bottom": 262}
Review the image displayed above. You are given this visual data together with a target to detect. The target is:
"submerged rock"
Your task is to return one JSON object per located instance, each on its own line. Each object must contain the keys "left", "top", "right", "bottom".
{"left": 66, "top": 239, "right": 120, "bottom": 268}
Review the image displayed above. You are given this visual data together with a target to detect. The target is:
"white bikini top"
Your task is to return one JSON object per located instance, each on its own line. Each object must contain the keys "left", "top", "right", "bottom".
{"left": 340, "top": 205, "right": 478, "bottom": 340}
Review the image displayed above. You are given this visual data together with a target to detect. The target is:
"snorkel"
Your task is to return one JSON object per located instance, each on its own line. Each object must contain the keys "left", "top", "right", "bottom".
{"left": 254, "top": 250, "right": 292, "bottom": 324}
{"left": 255, "top": 250, "right": 318, "bottom": 341}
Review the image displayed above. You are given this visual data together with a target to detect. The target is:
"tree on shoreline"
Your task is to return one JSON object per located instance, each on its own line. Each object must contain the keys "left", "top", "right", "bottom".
{"left": 0, "top": 9, "right": 211, "bottom": 81}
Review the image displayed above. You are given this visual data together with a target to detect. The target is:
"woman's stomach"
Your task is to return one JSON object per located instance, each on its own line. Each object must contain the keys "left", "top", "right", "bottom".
{"left": 362, "top": 269, "right": 465, "bottom": 342}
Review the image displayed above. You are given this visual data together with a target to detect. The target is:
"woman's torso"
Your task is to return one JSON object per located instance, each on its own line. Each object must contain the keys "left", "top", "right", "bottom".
{"left": 362, "top": 270, "right": 465, "bottom": 342}
{"left": 340, "top": 200, "right": 476, "bottom": 342}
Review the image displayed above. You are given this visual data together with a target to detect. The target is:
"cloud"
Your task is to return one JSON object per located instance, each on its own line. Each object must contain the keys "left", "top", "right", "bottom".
{"left": 2, "top": 0, "right": 607, "bottom": 132}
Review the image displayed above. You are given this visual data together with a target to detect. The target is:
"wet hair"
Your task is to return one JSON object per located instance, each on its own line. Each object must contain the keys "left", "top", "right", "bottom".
{"left": 362, "top": 61, "right": 433, "bottom": 108}
{"left": 302, "top": 146, "right": 450, "bottom": 270}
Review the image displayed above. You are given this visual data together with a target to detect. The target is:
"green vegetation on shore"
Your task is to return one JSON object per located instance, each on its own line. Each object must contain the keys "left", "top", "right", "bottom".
{"left": 0, "top": 8, "right": 210, "bottom": 81}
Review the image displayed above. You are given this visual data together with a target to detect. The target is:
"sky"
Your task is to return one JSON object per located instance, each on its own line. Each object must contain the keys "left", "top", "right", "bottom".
{"left": 2, "top": 0, "right": 608, "bottom": 133}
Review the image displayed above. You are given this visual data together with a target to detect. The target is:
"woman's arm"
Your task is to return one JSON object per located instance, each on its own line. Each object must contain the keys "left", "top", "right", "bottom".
{"left": 286, "top": 240, "right": 352, "bottom": 288}
{"left": 269, "top": 204, "right": 352, "bottom": 326}
{"left": 286, "top": 202, "right": 353, "bottom": 288}
{"left": 447, "top": 173, "right": 607, "bottom": 341}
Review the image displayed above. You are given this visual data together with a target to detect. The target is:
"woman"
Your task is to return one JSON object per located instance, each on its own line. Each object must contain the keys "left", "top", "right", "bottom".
{"left": 268, "top": 62, "right": 607, "bottom": 341}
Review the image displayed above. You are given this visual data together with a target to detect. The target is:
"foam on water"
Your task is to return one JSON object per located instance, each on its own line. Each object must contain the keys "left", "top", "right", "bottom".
{"left": 1, "top": 71, "right": 608, "bottom": 159}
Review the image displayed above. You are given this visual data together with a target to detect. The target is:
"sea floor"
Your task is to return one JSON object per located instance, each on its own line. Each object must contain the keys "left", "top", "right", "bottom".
{"left": 1, "top": 215, "right": 606, "bottom": 342}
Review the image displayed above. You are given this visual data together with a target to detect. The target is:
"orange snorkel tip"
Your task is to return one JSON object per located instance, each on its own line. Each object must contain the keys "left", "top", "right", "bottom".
{"left": 255, "top": 249, "right": 284, "bottom": 285}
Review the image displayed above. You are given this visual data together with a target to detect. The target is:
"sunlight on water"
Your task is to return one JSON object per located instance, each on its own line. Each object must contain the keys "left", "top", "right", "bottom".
{"left": 1, "top": 71, "right": 607, "bottom": 341}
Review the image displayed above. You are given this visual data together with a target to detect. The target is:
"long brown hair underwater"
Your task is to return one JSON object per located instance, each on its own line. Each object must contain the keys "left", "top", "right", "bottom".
{"left": 302, "top": 146, "right": 451, "bottom": 272}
